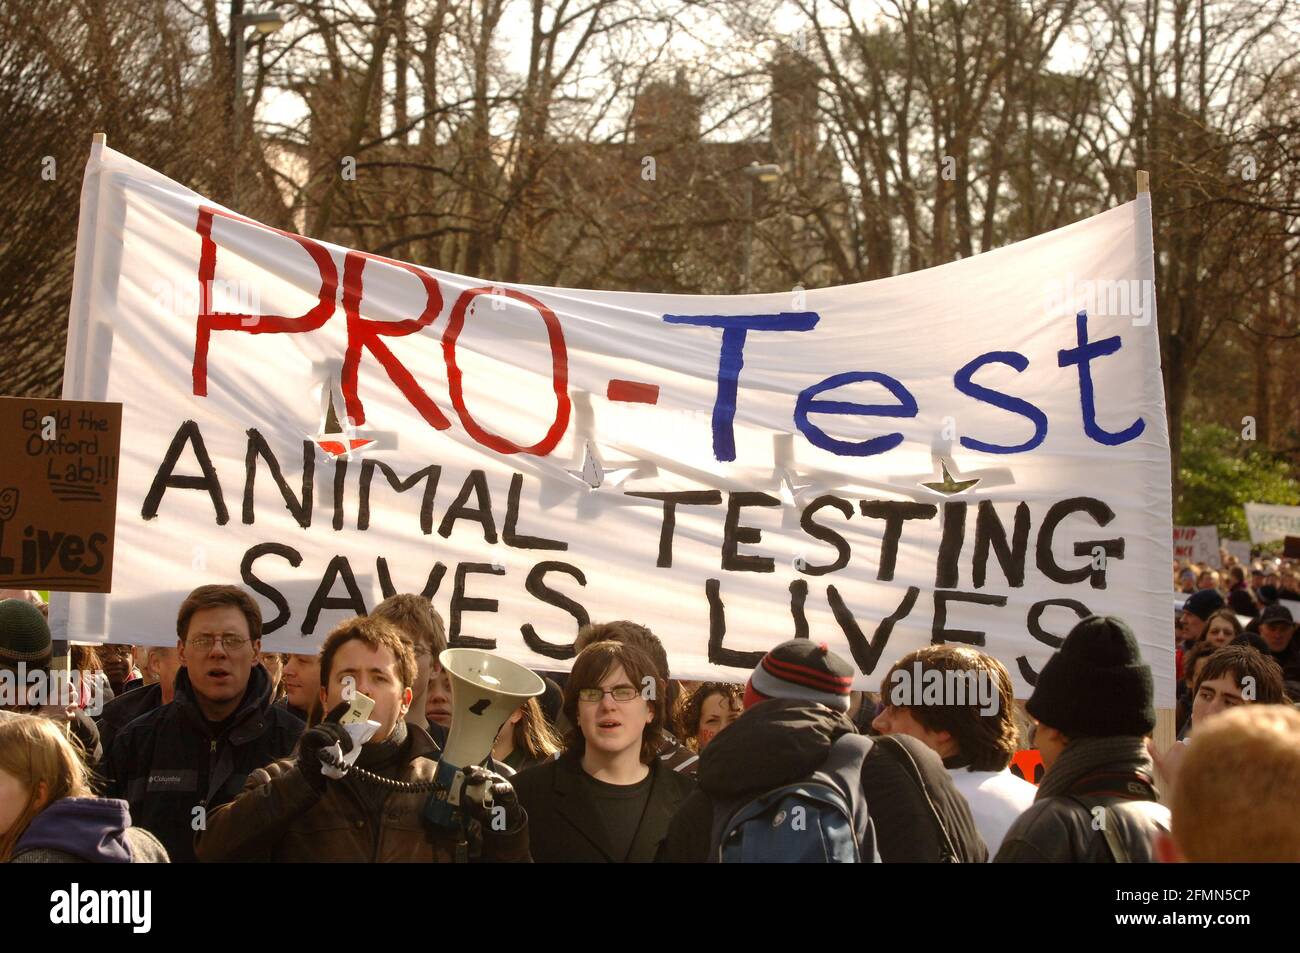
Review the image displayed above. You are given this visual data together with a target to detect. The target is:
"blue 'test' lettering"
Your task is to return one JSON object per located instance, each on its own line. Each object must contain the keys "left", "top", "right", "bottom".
{"left": 953, "top": 350, "right": 1048, "bottom": 453}
{"left": 662, "top": 311, "right": 819, "bottom": 461}
{"left": 1056, "top": 310, "right": 1145, "bottom": 446}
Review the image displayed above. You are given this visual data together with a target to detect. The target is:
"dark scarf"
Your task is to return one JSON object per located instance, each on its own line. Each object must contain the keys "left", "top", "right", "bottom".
{"left": 345, "top": 720, "right": 410, "bottom": 819}
{"left": 356, "top": 719, "right": 408, "bottom": 770}
{"left": 1036, "top": 736, "right": 1156, "bottom": 801}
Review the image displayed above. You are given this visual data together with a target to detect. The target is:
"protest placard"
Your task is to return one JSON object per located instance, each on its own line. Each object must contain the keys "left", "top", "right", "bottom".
{"left": 1223, "top": 539, "right": 1252, "bottom": 566}
{"left": 50, "top": 142, "right": 1175, "bottom": 702}
{"left": 0, "top": 397, "right": 121, "bottom": 593}
{"left": 1245, "top": 503, "right": 1300, "bottom": 544}
{"left": 1173, "top": 526, "right": 1219, "bottom": 566}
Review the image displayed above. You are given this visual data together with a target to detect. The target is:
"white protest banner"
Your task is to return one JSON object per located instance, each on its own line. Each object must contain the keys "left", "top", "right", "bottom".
{"left": 49, "top": 143, "right": 1174, "bottom": 702}
{"left": 1172, "top": 525, "right": 1220, "bottom": 566}
{"left": 1223, "top": 540, "right": 1252, "bottom": 566}
{"left": 1244, "top": 502, "right": 1300, "bottom": 544}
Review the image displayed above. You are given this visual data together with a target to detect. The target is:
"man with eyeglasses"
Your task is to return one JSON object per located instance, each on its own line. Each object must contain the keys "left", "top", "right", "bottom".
{"left": 512, "top": 638, "right": 695, "bottom": 862}
{"left": 98, "top": 642, "right": 142, "bottom": 696}
{"left": 102, "top": 584, "right": 304, "bottom": 862}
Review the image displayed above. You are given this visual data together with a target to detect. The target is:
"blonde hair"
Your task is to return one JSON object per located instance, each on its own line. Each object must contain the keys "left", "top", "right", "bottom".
{"left": 510, "top": 697, "right": 562, "bottom": 762}
{"left": 1171, "top": 705, "right": 1300, "bottom": 861}
{"left": 371, "top": 594, "right": 447, "bottom": 656}
{"left": 0, "top": 713, "right": 93, "bottom": 861}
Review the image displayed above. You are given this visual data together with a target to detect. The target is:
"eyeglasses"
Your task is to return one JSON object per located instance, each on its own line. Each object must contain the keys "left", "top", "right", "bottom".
{"left": 577, "top": 686, "right": 640, "bottom": 704}
{"left": 188, "top": 635, "right": 251, "bottom": 652}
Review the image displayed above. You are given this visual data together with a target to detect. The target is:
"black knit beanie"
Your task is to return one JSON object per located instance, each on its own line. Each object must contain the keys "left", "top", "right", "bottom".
{"left": 1027, "top": 615, "right": 1155, "bottom": 738}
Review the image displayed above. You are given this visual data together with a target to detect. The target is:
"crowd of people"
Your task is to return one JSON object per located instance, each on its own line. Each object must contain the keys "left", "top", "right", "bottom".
{"left": 0, "top": 576, "right": 1297, "bottom": 864}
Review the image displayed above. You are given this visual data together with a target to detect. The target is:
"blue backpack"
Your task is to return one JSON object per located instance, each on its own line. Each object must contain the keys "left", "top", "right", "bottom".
{"left": 710, "top": 734, "right": 880, "bottom": 863}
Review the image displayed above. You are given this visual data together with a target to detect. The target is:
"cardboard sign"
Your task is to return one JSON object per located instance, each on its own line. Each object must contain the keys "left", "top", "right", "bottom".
{"left": 52, "top": 144, "right": 1175, "bottom": 705}
{"left": 0, "top": 397, "right": 121, "bottom": 592}
{"left": 1173, "top": 525, "right": 1219, "bottom": 566}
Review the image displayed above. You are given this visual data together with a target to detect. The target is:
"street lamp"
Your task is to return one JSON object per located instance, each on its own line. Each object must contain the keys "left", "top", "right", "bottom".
{"left": 231, "top": 3, "right": 287, "bottom": 203}
{"left": 739, "top": 162, "right": 783, "bottom": 293}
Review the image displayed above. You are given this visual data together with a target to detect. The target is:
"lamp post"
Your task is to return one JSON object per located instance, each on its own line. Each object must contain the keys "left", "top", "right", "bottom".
{"left": 739, "top": 162, "right": 783, "bottom": 292}
{"left": 231, "top": 3, "right": 286, "bottom": 204}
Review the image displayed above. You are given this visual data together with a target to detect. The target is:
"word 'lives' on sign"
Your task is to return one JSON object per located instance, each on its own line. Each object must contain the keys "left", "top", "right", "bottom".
{"left": 0, "top": 397, "right": 122, "bottom": 593}
{"left": 53, "top": 143, "right": 1173, "bottom": 704}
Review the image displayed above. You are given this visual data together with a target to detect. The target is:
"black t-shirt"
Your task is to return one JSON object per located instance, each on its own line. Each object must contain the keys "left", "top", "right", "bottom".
{"left": 581, "top": 769, "right": 653, "bottom": 862}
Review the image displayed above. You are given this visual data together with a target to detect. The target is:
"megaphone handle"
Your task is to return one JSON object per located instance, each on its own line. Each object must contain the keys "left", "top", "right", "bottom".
{"left": 446, "top": 767, "right": 466, "bottom": 806}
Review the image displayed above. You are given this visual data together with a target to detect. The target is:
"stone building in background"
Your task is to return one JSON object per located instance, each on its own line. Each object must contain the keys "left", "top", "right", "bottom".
{"left": 294, "top": 52, "right": 850, "bottom": 295}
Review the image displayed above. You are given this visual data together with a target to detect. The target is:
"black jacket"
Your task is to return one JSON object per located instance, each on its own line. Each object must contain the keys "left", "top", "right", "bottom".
{"left": 658, "top": 699, "right": 987, "bottom": 863}
{"left": 1268, "top": 640, "right": 1300, "bottom": 692}
{"left": 994, "top": 754, "right": 1168, "bottom": 863}
{"left": 102, "top": 665, "right": 303, "bottom": 863}
{"left": 96, "top": 683, "right": 162, "bottom": 755}
{"left": 512, "top": 750, "right": 695, "bottom": 862}
{"left": 196, "top": 723, "right": 530, "bottom": 864}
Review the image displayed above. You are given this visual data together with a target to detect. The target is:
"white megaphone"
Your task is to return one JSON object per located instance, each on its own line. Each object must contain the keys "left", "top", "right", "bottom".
{"left": 424, "top": 648, "right": 545, "bottom": 829}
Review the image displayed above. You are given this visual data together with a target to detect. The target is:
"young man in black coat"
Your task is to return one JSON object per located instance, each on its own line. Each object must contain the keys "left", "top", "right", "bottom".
{"left": 512, "top": 638, "right": 694, "bottom": 862}
{"left": 994, "top": 615, "right": 1168, "bottom": 863}
{"left": 102, "top": 585, "right": 303, "bottom": 863}
{"left": 657, "top": 640, "right": 987, "bottom": 863}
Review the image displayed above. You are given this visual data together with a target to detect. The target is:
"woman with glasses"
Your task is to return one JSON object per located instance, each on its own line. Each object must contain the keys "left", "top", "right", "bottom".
{"left": 511, "top": 639, "right": 696, "bottom": 862}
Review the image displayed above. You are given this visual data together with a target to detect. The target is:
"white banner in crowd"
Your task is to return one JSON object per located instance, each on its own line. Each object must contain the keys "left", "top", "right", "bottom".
{"left": 1172, "top": 526, "right": 1219, "bottom": 566}
{"left": 50, "top": 143, "right": 1175, "bottom": 702}
{"left": 1223, "top": 540, "right": 1252, "bottom": 567}
{"left": 1244, "top": 502, "right": 1300, "bottom": 544}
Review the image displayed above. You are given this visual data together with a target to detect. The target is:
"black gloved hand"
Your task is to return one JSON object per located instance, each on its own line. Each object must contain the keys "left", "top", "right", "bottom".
{"left": 297, "top": 702, "right": 355, "bottom": 792}
{"left": 458, "top": 765, "right": 523, "bottom": 832}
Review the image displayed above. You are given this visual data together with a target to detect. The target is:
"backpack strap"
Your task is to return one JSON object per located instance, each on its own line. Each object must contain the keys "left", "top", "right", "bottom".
{"left": 816, "top": 733, "right": 875, "bottom": 789}
{"left": 874, "top": 734, "right": 960, "bottom": 863}
{"left": 1068, "top": 794, "right": 1170, "bottom": 863}
{"left": 1102, "top": 812, "right": 1131, "bottom": 864}
{"left": 1067, "top": 796, "right": 1128, "bottom": 863}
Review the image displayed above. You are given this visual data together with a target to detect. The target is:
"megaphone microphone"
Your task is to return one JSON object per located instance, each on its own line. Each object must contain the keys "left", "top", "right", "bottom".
{"left": 424, "top": 648, "right": 544, "bottom": 830}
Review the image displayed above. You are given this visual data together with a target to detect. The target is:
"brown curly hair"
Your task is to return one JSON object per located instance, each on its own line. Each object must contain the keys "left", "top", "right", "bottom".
{"left": 679, "top": 682, "right": 743, "bottom": 751}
